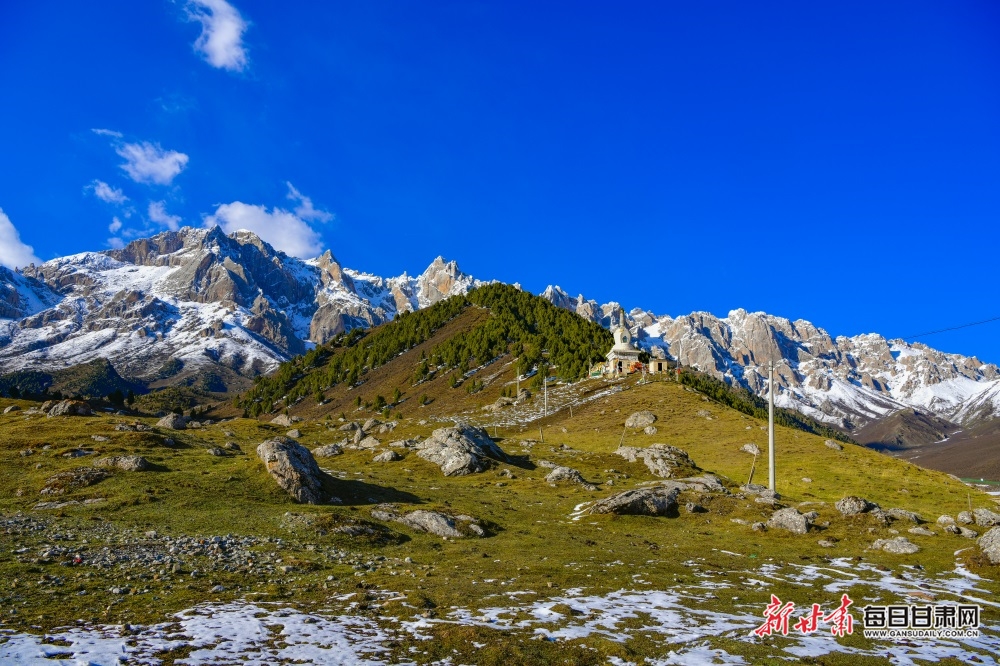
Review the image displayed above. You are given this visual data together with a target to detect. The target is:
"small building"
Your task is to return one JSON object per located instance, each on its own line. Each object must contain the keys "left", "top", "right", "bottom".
{"left": 606, "top": 323, "right": 642, "bottom": 375}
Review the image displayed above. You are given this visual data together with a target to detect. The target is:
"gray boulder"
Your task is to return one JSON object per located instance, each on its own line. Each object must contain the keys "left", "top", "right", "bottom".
{"left": 908, "top": 527, "right": 935, "bottom": 537}
{"left": 416, "top": 425, "right": 509, "bottom": 476}
{"left": 352, "top": 435, "right": 381, "bottom": 450}
{"left": 156, "top": 413, "right": 188, "bottom": 430}
{"left": 937, "top": 515, "right": 956, "bottom": 526}
{"left": 973, "top": 508, "right": 1000, "bottom": 527}
{"left": 286, "top": 429, "right": 301, "bottom": 439}
{"left": 362, "top": 418, "right": 381, "bottom": 431}
{"left": 824, "top": 439, "right": 843, "bottom": 451}
{"left": 625, "top": 411, "right": 657, "bottom": 428}
{"left": 96, "top": 455, "right": 151, "bottom": 472}
{"left": 545, "top": 466, "right": 597, "bottom": 490}
{"left": 871, "top": 537, "right": 920, "bottom": 554}
{"left": 256, "top": 437, "right": 331, "bottom": 504}
{"left": 338, "top": 421, "right": 359, "bottom": 432}
{"left": 47, "top": 400, "right": 93, "bottom": 418}
{"left": 836, "top": 496, "right": 879, "bottom": 516}
{"left": 644, "top": 425, "right": 658, "bottom": 435}
{"left": 206, "top": 447, "right": 226, "bottom": 456}
{"left": 958, "top": 511, "right": 974, "bottom": 525}
{"left": 741, "top": 443, "right": 761, "bottom": 456}
{"left": 40, "top": 467, "right": 110, "bottom": 495}
{"left": 313, "top": 443, "right": 344, "bottom": 457}
{"left": 271, "top": 414, "right": 294, "bottom": 427}
{"left": 767, "top": 507, "right": 810, "bottom": 534}
{"left": 978, "top": 527, "right": 1000, "bottom": 564}
{"left": 4, "top": 405, "right": 20, "bottom": 414}
{"left": 615, "top": 444, "right": 697, "bottom": 478}
{"left": 398, "top": 510, "right": 463, "bottom": 538}
{"left": 373, "top": 450, "right": 402, "bottom": 462}
{"left": 589, "top": 486, "right": 681, "bottom": 517}
{"left": 887, "top": 508, "right": 923, "bottom": 524}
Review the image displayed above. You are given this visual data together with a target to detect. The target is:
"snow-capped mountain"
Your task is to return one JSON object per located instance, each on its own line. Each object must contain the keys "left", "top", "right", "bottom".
{"left": 540, "top": 284, "right": 1000, "bottom": 432}
{"left": 0, "top": 226, "right": 481, "bottom": 388}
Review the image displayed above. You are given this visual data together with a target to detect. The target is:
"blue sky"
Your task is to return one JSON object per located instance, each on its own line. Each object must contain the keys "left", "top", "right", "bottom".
{"left": 1, "top": 1, "right": 998, "bottom": 362}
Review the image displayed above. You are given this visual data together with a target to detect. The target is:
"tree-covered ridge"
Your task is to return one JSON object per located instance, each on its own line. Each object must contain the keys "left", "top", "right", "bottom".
{"left": 677, "top": 369, "right": 855, "bottom": 443}
{"left": 427, "top": 283, "right": 613, "bottom": 381}
{"left": 236, "top": 284, "right": 614, "bottom": 418}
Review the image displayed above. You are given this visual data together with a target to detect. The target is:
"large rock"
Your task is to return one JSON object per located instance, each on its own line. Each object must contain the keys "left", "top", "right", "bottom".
{"left": 836, "top": 496, "right": 879, "bottom": 516}
{"left": 741, "top": 442, "right": 760, "bottom": 456}
{"left": 767, "top": 507, "right": 810, "bottom": 534}
{"left": 373, "top": 450, "right": 402, "bottom": 462}
{"left": 96, "top": 455, "right": 151, "bottom": 472}
{"left": 3, "top": 405, "right": 20, "bottom": 414}
{"left": 271, "top": 414, "right": 294, "bottom": 427}
{"left": 313, "top": 443, "right": 344, "bottom": 457}
{"left": 887, "top": 508, "right": 923, "bottom": 524}
{"left": 973, "top": 508, "right": 1000, "bottom": 527}
{"left": 978, "top": 527, "right": 1000, "bottom": 564}
{"left": 47, "top": 400, "right": 93, "bottom": 418}
{"left": 825, "top": 439, "right": 843, "bottom": 451}
{"left": 156, "top": 413, "right": 188, "bottom": 430}
{"left": 615, "top": 444, "right": 697, "bottom": 478}
{"left": 256, "top": 437, "right": 331, "bottom": 504}
{"left": 545, "top": 466, "right": 597, "bottom": 490}
{"left": 371, "top": 506, "right": 485, "bottom": 538}
{"left": 625, "top": 411, "right": 657, "bottom": 428}
{"left": 589, "top": 486, "right": 680, "bottom": 517}
{"left": 871, "top": 537, "right": 920, "bottom": 554}
{"left": 416, "top": 425, "right": 509, "bottom": 476}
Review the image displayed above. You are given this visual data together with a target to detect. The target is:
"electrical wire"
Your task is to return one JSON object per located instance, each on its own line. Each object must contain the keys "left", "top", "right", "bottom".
{"left": 901, "top": 315, "right": 1000, "bottom": 340}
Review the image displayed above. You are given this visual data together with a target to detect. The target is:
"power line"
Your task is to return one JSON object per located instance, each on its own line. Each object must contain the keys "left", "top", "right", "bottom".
{"left": 900, "top": 315, "right": 1000, "bottom": 340}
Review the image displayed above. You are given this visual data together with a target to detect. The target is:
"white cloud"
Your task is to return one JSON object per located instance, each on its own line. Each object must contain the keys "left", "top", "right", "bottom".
{"left": 91, "top": 128, "right": 123, "bottom": 138}
{"left": 109, "top": 217, "right": 123, "bottom": 234}
{"left": 117, "top": 142, "right": 189, "bottom": 185}
{"left": 91, "top": 180, "right": 128, "bottom": 204}
{"left": 186, "top": 0, "right": 249, "bottom": 72}
{"left": 0, "top": 208, "right": 41, "bottom": 269}
{"left": 286, "top": 182, "right": 334, "bottom": 223}
{"left": 148, "top": 201, "right": 182, "bottom": 231}
{"left": 107, "top": 237, "right": 125, "bottom": 250}
{"left": 204, "top": 201, "right": 323, "bottom": 258}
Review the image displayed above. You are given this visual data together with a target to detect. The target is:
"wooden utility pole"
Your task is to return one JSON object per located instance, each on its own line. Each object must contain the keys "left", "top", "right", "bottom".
{"left": 768, "top": 361, "right": 776, "bottom": 492}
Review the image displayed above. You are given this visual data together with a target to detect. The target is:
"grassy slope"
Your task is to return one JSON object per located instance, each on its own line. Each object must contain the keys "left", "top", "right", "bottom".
{"left": 1, "top": 367, "right": 998, "bottom": 663}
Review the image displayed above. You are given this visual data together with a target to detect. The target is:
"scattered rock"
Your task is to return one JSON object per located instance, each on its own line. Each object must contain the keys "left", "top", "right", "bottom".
{"left": 973, "top": 508, "right": 1000, "bottom": 527}
{"left": 643, "top": 426, "right": 657, "bottom": 435}
{"left": 887, "top": 509, "right": 923, "bottom": 524}
{"left": 399, "top": 510, "right": 463, "bottom": 538}
{"left": 96, "top": 456, "right": 151, "bottom": 472}
{"left": 286, "top": 429, "right": 302, "bottom": 439}
{"left": 754, "top": 489, "right": 781, "bottom": 505}
{"left": 959, "top": 527, "right": 979, "bottom": 539}
{"left": 362, "top": 418, "right": 382, "bottom": 431}
{"left": 271, "top": 415, "right": 294, "bottom": 427}
{"left": 388, "top": 439, "right": 418, "bottom": 449}
{"left": 256, "top": 437, "right": 334, "bottom": 505}
{"left": 908, "top": 527, "right": 935, "bottom": 537}
{"left": 958, "top": 511, "right": 974, "bottom": 525}
{"left": 767, "top": 507, "right": 810, "bottom": 534}
{"left": 47, "top": 400, "right": 93, "bottom": 418}
{"left": 545, "top": 466, "right": 597, "bottom": 491}
{"left": 679, "top": 475, "right": 727, "bottom": 493}
{"left": 416, "top": 425, "right": 509, "bottom": 476}
{"left": 4, "top": 405, "right": 20, "bottom": 414}
{"left": 224, "top": 442, "right": 242, "bottom": 452}
{"left": 978, "top": 527, "right": 1000, "bottom": 564}
{"left": 589, "top": 486, "right": 681, "bottom": 517}
{"left": 206, "top": 447, "right": 226, "bottom": 457}
{"left": 871, "top": 537, "right": 920, "bottom": 554}
{"left": 156, "top": 413, "right": 188, "bottom": 430}
{"left": 312, "top": 443, "right": 343, "bottom": 457}
{"left": 373, "top": 450, "right": 402, "bottom": 463}
{"left": 824, "top": 439, "right": 843, "bottom": 451}
{"left": 351, "top": 436, "right": 381, "bottom": 450}
{"left": 937, "top": 515, "right": 956, "bottom": 526}
{"left": 615, "top": 444, "right": 698, "bottom": 479}
{"left": 696, "top": 409, "right": 712, "bottom": 418}
{"left": 836, "top": 496, "right": 879, "bottom": 516}
{"left": 41, "top": 468, "right": 111, "bottom": 495}
{"left": 625, "top": 411, "right": 657, "bottom": 428}
{"left": 751, "top": 522, "right": 767, "bottom": 532}
{"left": 818, "top": 539, "right": 837, "bottom": 548}
{"left": 741, "top": 443, "right": 760, "bottom": 456}
{"left": 686, "top": 502, "right": 707, "bottom": 514}
{"left": 802, "top": 477, "right": 812, "bottom": 483}
{"left": 338, "top": 422, "right": 359, "bottom": 432}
